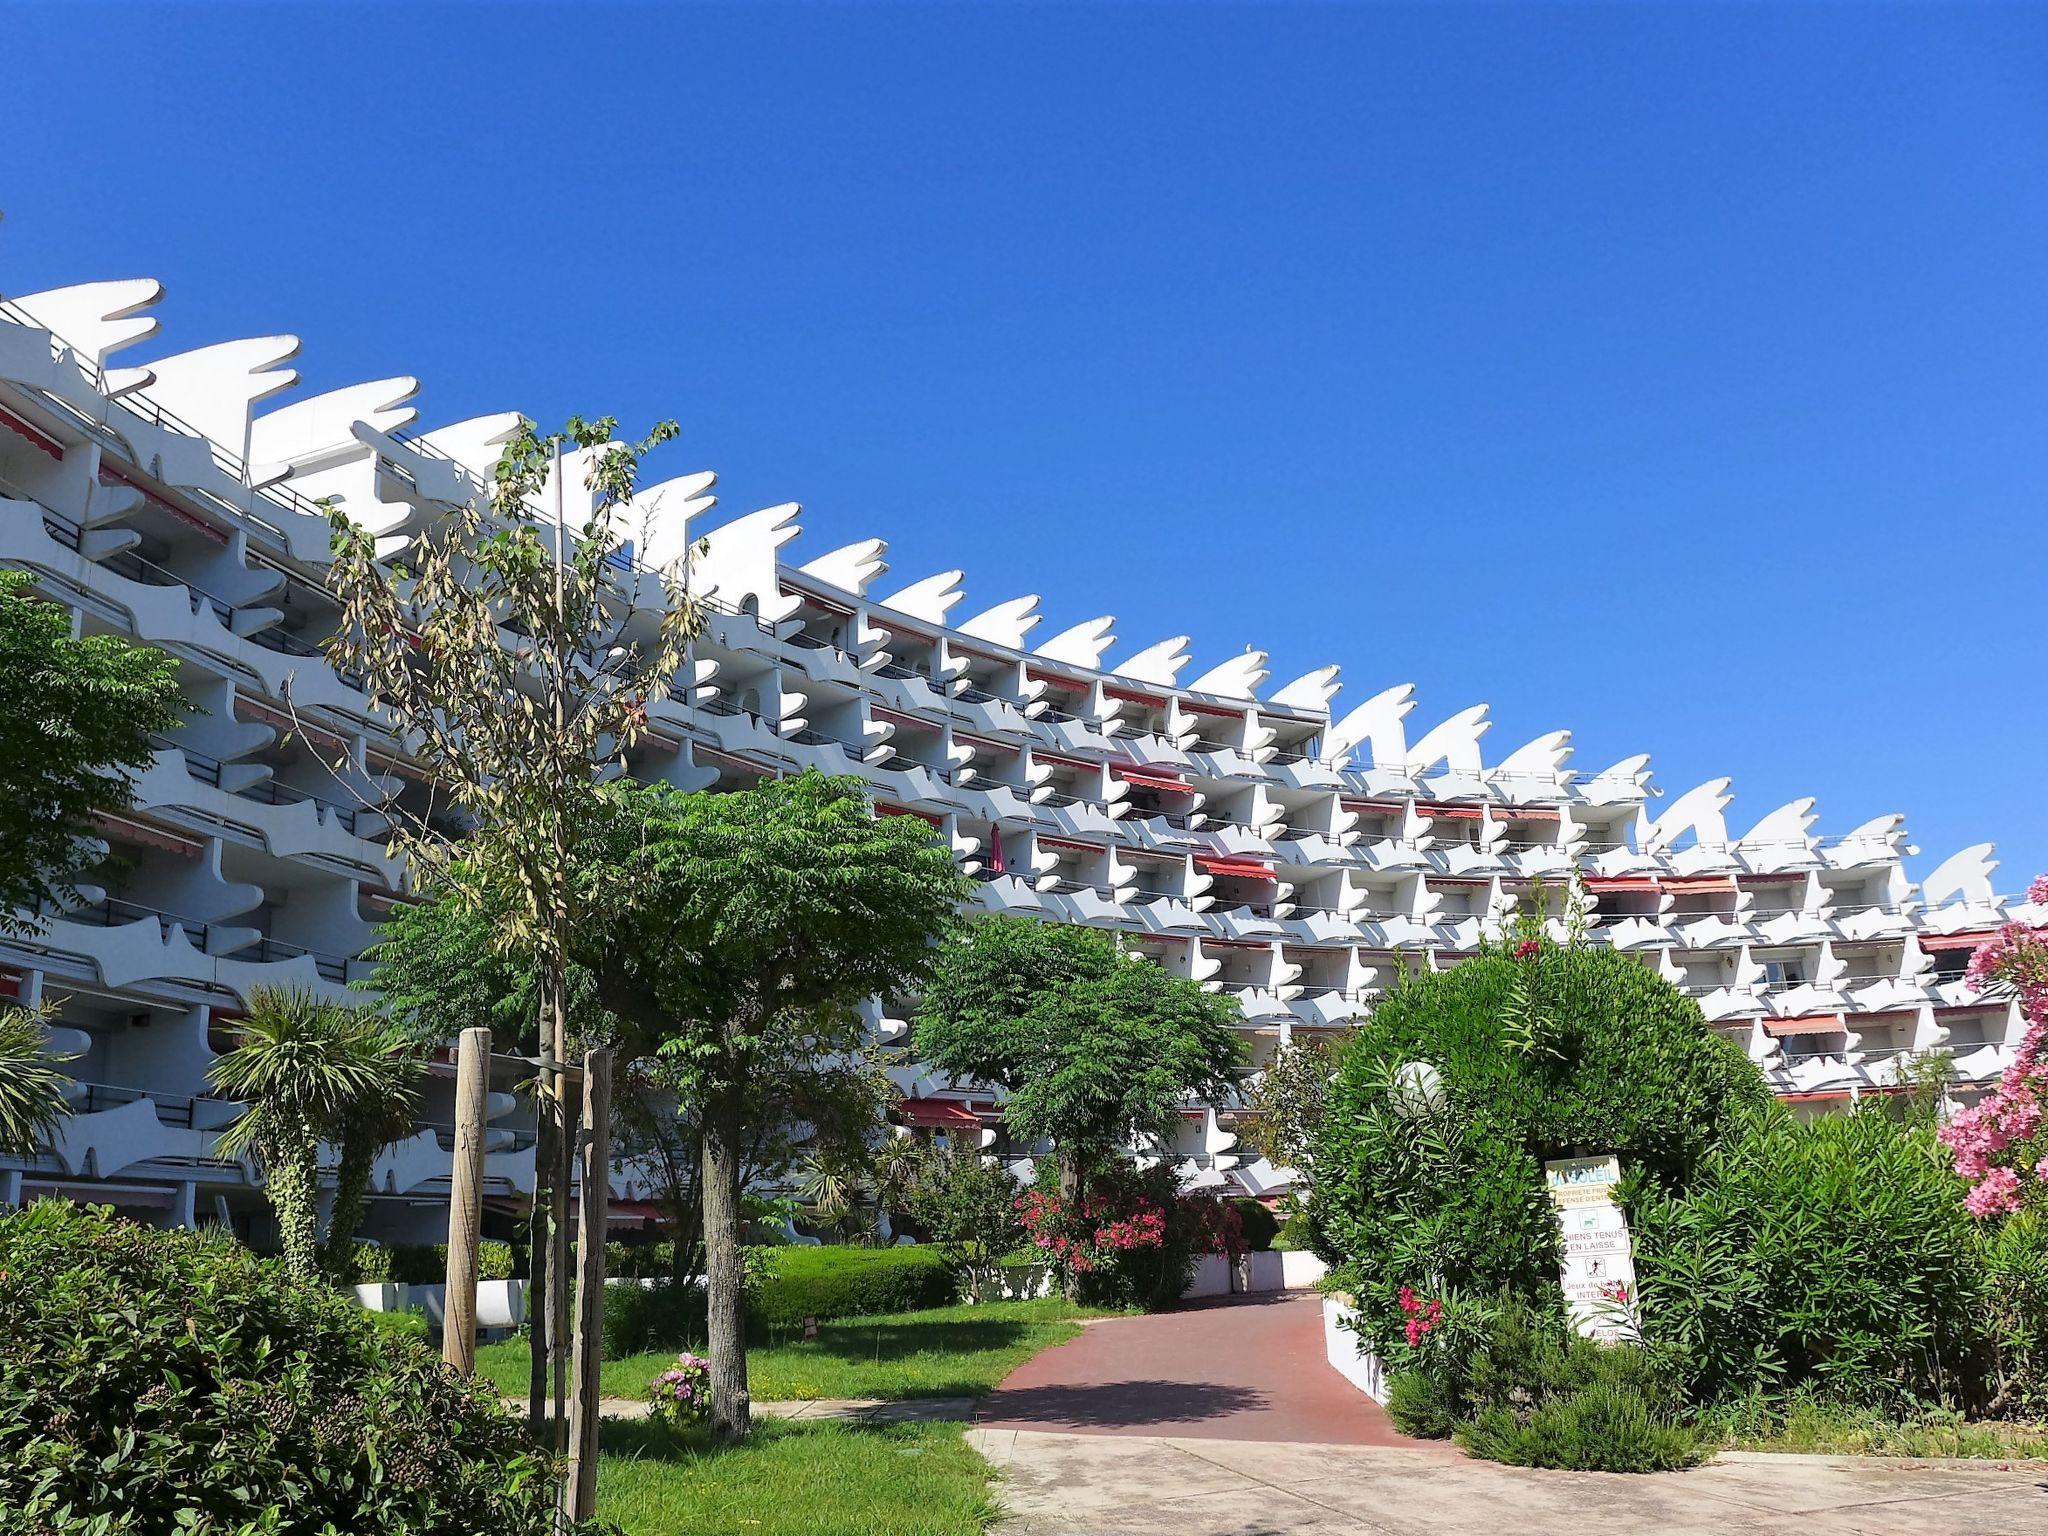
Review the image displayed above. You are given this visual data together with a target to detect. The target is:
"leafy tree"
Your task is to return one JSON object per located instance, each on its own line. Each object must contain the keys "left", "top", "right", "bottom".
{"left": 1311, "top": 937, "right": 1774, "bottom": 1361}
{"left": 915, "top": 916, "right": 1249, "bottom": 1199}
{"left": 906, "top": 1142, "right": 1024, "bottom": 1302}
{"left": 364, "top": 877, "right": 888, "bottom": 1289}
{"left": 0, "top": 1005, "right": 77, "bottom": 1158}
{"left": 209, "top": 988, "right": 413, "bottom": 1284}
{"left": 0, "top": 568, "right": 185, "bottom": 932}
{"left": 574, "top": 772, "right": 969, "bottom": 1439}
{"left": 1243, "top": 1037, "right": 1336, "bottom": 1180}
{"left": 322, "top": 413, "right": 704, "bottom": 1452}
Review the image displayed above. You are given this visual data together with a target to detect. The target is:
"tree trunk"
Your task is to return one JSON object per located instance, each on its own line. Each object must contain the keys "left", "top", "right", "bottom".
{"left": 701, "top": 1087, "right": 752, "bottom": 1440}
{"left": 527, "top": 1107, "right": 555, "bottom": 1435}
{"left": 544, "top": 967, "right": 573, "bottom": 1450}
{"left": 322, "top": 1130, "right": 377, "bottom": 1282}
{"left": 270, "top": 1135, "right": 321, "bottom": 1287}
{"left": 1057, "top": 1151, "right": 1082, "bottom": 1304}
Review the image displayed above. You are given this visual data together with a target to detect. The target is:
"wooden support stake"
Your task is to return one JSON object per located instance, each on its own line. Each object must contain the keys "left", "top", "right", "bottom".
{"left": 442, "top": 1025, "right": 491, "bottom": 1376}
{"left": 563, "top": 1047, "right": 612, "bottom": 1523}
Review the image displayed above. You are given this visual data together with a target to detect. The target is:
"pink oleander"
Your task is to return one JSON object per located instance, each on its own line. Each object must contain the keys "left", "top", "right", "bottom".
{"left": 1396, "top": 1284, "right": 1443, "bottom": 1348}
{"left": 1937, "top": 873, "right": 2048, "bottom": 1217}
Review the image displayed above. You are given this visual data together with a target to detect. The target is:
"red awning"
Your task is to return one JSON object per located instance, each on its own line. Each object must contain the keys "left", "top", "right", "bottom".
{"left": 1110, "top": 763, "right": 1190, "bottom": 794}
{"left": 1179, "top": 700, "right": 1242, "bottom": 720}
{"left": 876, "top": 804, "right": 944, "bottom": 828}
{"left": 94, "top": 813, "right": 204, "bottom": 860}
{"left": 1664, "top": 876, "right": 1737, "bottom": 893}
{"left": 1196, "top": 855, "right": 1274, "bottom": 881}
{"left": 1585, "top": 876, "right": 1660, "bottom": 893}
{"left": 1026, "top": 668, "right": 1088, "bottom": 694}
{"left": 1420, "top": 804, "right": 1483, "bottom": 820}
{"left": 1038, "top": 836, "right": 1103, "bottom": 855}
{"left": 0, "top": 404, "right": 65, "bottom": 459}
{"left": 1764, "top": 1014, "right": 1844, "bottom": 1037}
{"left": 1920, "top": 931, "right": 1996, "bottom": 952}
{"left": 1499, "top": 806, "right": 1562, "bottom": 820}
{"left": 897, "top": 1098, "right": 983, "bottom": 1131}
{"left": 1104, "top": 686, "right": 1164, "bottom": 708}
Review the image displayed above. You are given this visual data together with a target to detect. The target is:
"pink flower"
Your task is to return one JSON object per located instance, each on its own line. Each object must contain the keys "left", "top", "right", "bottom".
{"left": 1513, "top": 938, "right": 1540, "bottom": 960}
{"left": 1965, "top": 1168, "right": 2024, "bottom": 1218}
{"left": 2029, "top": 874, "right": 2048, "bottom": 907}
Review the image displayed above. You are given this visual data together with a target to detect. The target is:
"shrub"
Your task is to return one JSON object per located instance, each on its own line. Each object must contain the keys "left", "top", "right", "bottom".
{"left": 356, "top": 1239, "right": 515, "bottom": 1286}
{"left": 752, "top": 1244, "right": 957, "bottom": 1333}
{"left": 1457, "top": 1381, "right": 1706, "bottom": 1472}
{"left": 0, "top": 1200, "right": 593, "bottom": 1534}
{"left": 907, "top": 1144, "right": 1025, "bottom": 1301}
{"left": 1311, "top": 941, "right": 1771, "bottom": 1358}
{"left": 364, "top": 1305, "right": 431, "bottom": 1343}
{"left": 607, "top": 1238, "right": 677, "bottom": 1280}
{"left": 348, "top": 1238, "right": 395, "bottom": 1284}
{"left": 604, "top": 1278, "right": 710, "bottom": 1356}
{"left": 1978, "top": 1210, "right": 2048, "bottom": 1417}
{"left": 1385, "top": 1368, "right": 1458, "bottom": 1439}
{"left": 1018, "top": 1160, "right": 1229, "bottom": 1310}
{"left": 1629, "top": 1107, "right": 1985, "bottom": 1412}
{"left": 1231, "top": 1197, "right": 1279, "bottom": 1253}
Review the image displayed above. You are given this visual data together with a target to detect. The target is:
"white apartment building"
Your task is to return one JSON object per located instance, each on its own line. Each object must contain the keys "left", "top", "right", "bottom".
{"left": 1, "top": 269, "right": 2039, "bottom": 1239}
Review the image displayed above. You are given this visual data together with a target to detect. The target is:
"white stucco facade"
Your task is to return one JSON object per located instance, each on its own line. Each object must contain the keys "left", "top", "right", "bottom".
{"left": 1, "top": 264, "right": 2040, "bottom": 1235}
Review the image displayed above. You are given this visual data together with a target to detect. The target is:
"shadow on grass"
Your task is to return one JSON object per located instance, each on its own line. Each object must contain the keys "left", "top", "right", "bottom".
{"left": 756, "top": 1317, "right": 1043, "bottom": 1359}
{"left": 974, "top": 1378, "right": 1267, "bottom": 1430}
{"left": 599, "top": 1414, "right": 921, "bottom": 1464}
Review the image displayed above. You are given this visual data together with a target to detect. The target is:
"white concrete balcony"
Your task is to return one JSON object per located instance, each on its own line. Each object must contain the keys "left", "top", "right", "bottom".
{"left": 1829, "top": 903, "right": 1919, "bottom": 943}
{"left": 972, "top": 873, "right": 1047, "bottom": 915}
{"left": 1211, "top": 905, "right": 1286, "bottom": 941}
{"left": 950, "top": 687, "right": 1037, "bottom": 738}
{"left": 1290, "top": 990, "right": 1370, "bottom": 1028}
{"left": 136, "top": 749, "right": 400, "bottom": 881}
{"left": 1595, "top": 916, "right": 1674, "bottom": 951}
{"left": 1748, "top": 907, "right": 1833, "bottom": 947}
{"left": 1355, "top": 838, "right": 1431, "bottom": 874}
{"left": 1506, "top": 844, "right": 1578, "bottom": 879}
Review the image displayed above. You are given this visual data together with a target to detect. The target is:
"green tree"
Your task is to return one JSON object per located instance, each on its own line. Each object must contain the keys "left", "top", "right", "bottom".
{"left": 322, "top": 413, "right": 704, "bottom": 1456}
{"left": 1243, "top": 1036, "right": 1336, "bottom": 1181}
{"left": 209, "top": 988, "right": 408, "bottom": 1284}
{"left": 0, "top": 568, "right": 185, "bottom": 932}
{"left": 915, "top": 916, "right": 1249, "bottom": 1202}
{"left": 0, "top": 1005, "right": 77, "bottom": 1158}
{"left": 364, "top": 877, "right": 888, "bottom": 1289}
{"left": 906, "top": 1142, "right": 1024, "bottom": 1302}
{"left": 574, "top": 772, "right": 968, "bottom": 1439}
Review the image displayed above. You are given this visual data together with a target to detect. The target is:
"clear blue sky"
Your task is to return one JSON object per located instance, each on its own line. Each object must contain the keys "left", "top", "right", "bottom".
{"left": 7, "top": 3, "right": 2045, "bottom": 884}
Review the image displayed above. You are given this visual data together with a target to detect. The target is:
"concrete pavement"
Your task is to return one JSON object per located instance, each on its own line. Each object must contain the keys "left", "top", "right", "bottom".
{"left": 970, "top": 1427, "right": 2048, "bottom": 1536}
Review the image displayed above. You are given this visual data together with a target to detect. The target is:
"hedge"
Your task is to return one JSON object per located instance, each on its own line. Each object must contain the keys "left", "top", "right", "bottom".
{"left": 603, "top": 1244, "right": 959, "bottom": 1354}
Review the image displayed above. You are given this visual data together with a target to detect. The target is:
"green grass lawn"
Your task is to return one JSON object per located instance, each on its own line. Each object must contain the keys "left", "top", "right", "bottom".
{"left": 597, "top": 1417, "right": 998, "bottom": 1535}
{"left": 476, "top": 1297, "right": 1102, "bottom": 1403}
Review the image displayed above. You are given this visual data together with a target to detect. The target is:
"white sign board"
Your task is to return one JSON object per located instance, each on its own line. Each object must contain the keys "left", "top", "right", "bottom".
{"left": 1544, "top": 1157, "right": 1638, "bottom": 1343}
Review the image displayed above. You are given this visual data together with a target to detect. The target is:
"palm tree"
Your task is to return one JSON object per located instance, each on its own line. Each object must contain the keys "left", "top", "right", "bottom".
{"left": 210, "top": 988, "right": 397, "bottom": 1284}
{"left": 0, "top": 1004, "right": 76, "bottom": 1158}
{"left": 320, "top": 1026, "right": 428, "bottom": 1281}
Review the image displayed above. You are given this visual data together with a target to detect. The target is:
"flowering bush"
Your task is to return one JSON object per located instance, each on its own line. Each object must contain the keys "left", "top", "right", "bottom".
{"left": 1018, "top": 1161, "right": 1236, "bottom": 1308}
{"left": 1938, "top": 874, "right": 2048, "bottom": 1218}
{"left": 647, "top": 1352, "right": 713, "bottom": 1429}
{"left": 1397, "top": 1284, "right": 1445, "bottom": 1347}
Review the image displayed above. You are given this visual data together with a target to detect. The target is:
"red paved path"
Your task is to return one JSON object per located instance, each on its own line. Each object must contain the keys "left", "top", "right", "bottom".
{"left": 974, "top": 1291, "right": 1412, "bottom": 1446}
